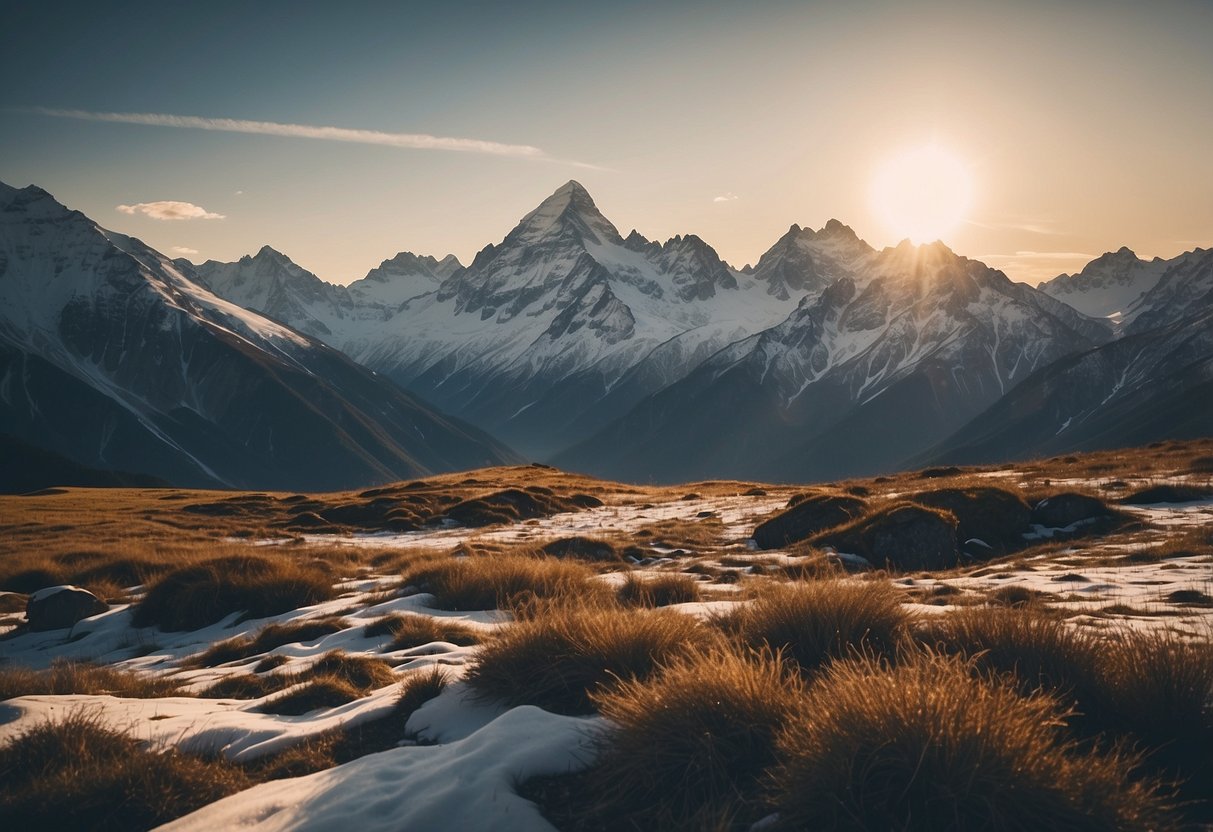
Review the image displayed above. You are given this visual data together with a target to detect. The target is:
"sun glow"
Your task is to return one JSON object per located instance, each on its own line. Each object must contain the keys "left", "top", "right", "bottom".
{"left": 870, "top": 144, "right": 974, "bottom": 244}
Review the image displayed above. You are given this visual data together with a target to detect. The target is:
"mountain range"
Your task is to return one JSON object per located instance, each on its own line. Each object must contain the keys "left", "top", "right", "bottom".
{"left": 0, "top": 182, "right": 514, "bottom": 491}
{"left": 3, "top": 178, "right": 1209, "bottom": 489}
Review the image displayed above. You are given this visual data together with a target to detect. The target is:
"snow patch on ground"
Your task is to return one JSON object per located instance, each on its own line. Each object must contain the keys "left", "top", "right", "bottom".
{"left": 157, "top": 705, "right": 598, "bottom": 832}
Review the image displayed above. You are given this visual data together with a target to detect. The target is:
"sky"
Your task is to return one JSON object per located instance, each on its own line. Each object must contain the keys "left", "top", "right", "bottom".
{"left": 2, "top": 0, "right": 1211, "bottom": 286}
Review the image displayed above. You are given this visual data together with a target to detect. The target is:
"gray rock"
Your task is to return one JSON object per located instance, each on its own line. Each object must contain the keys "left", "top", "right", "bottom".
{"left": 1031, "top": 493, "right": 1112, "bottom": 528}
{"left": 26, "top": 585, "right": 108, "bottom": 631}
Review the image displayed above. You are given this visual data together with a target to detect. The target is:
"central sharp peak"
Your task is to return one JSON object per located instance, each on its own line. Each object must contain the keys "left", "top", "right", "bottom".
{"left": 250, "top": 244, "right": 294, "bottom": 266}
{"left": 509, "top": 179, "right": 622, "bottom": 246}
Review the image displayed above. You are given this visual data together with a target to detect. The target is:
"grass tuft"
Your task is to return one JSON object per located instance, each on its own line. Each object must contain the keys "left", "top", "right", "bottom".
{"left": 403, "top": 553, "right": 609, "bottom": 611}
{"left": 0, "top": 711, "right": 249, "bottom": 831}
{"left": 189, "top": 616, "right": 349, "bottom": 667}
{"left": 616, "top": 572, "right": 702, "bottom": 607}
{"left": 396, "top": 664, "right": 450, "bottom": 720}
{"left": 466, "top": 604, "right": 711, "bottom": 714}
{"left": 721, "top": 579, "right": 911, "bottom": 675}
{"left": 133, "top": 555, "right": 335, "bottom": 632}
{"left": 363, "top": 613, "right": 481, "bottom": 650}
{"left": 767, "top": 652, "right": 1178, "bottom": 831}
{"left": 583, "top": 647, "right": 806, "bottom": 830}
{"left": 0, "top": 659, "right": 180, "bottom": 701}
{"left": 257, "top": 674, "right": 364, "bottom": 716}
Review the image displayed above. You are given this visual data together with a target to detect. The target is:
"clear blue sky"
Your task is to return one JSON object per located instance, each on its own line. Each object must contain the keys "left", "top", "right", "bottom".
{"left": 3, "top": 0, "right": 1210, "bottom": 284}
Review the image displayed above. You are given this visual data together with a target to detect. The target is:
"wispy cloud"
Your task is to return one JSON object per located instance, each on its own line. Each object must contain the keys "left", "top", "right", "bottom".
{"left": 967, "top": 219, "right": 1064, "bottom": 236}
{"left": 171, "top": 246, "right": 200, "bottom": 255}
{"left": 117, "top": 201, "right": 225, "bottom": 221}
{"left": 28, "top": 107, "right": 599, "bottom": 168}
{"left": 979, "top": 251, "right": 1097, "bottom": 261}
{"left": 713, "top": 193, "right": 739, "bottom": 203}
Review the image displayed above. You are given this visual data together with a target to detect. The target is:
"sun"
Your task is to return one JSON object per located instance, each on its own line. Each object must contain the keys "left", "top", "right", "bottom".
{"left": 869, "top": 144, "right": 974, "bottom": 244}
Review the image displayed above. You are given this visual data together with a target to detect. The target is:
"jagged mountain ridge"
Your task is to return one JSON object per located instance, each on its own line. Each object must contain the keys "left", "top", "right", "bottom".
{"left": 0, "top": 181, "right": 515, "bottom": 490}
{"left": 186, "top": 246, "right": 465, "bottom": 341}
{"left": 926, "top": 296, "right": 1213, "bottom": 464}
{"left": 555, "top": 241, "right": 1114, "bottom": 482}
{"left": 1039, "top": 246, "right": 1213, "bottom": 333}
{"left": 197, "top": 181, "right": 869, "bottom": 456}
{"left": 177, "top": 179, "right": 1208, "bottom": 482}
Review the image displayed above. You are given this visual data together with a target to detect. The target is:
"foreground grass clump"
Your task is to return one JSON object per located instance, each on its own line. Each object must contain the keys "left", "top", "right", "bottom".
{"left": 0, "top": 712, "right": 249, "bottom": 831}
{"left": 200, "top": 670, "right": 295, "bottom": 700}
{"left": 241, "top": 668, "right": 450, "bottom": 781}
{"left": 918, "top": 607, "right": 1105, "bottom": 708}
{"left": 583, "top": 647, "right": 806, "bottom": 830}
{"left": 920, "top": 608, "right": 1213, "bottom": 753}
{"left": 616, "top": 571, "right": 702, "bottom": 607}
{"left": 395, "top": 664, "right": 450, "bottom": 720}
{"left": 257, "top": 651, "right": 397, "bottom": 715}
{"left": 364, "top": 612, "right": 481, "bottom": 650}
{"left": 722, "top": 579, "right": 911, "bottom": 675}
{"left": 0, "top": 659, "right": 180, "bottom": 701}
{"left": 191, "top": 616, "right": 350, "bottom": 667}
{"left": 466, "top": 603, "right": 710, "bottom": 714}
{"left": 1099, "top": 630, "right": 1213, "bottom": 808}
{"left": 134, "top": 555, "right": 336, "bottom": 631}
{"left": 403, "top": 553, "right": 610, "bottom": 611}
{"left": 767, "top": 653, "right": 1177, "bottom": 832}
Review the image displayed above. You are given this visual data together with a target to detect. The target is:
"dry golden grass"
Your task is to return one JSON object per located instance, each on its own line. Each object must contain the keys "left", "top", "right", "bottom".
{"left": 0, "top": 659, "right": 181, "bottom": 701}
{"left": 201, "top": 650, "right": 396, "bottom": 708}
{"left": 0, "top": 711, "right": 251, "bottom": 831}
{"left": 720, "top": 579, "right": 912, "bottom": 675}
{"left": 258, "top": 675, "right": 364, "bottom": 715}
{"left": 917, "top": 607, "right": 1213, "bottom": 812}
{"left": 466, "top": 603, "right": 714, "bottom": 714}
{"left": 189, "top": 616, "right": 351, "bottom": 667}
{"left": 256, "top": 651, "right": 397, "bottom": 715}
{"left": 403, "top": 552, "right": 612, "bottom": 611}
{"left": 636, "top": 514, "right": 731, "bottom": 552}
{"left": 582, "top": 646, "right": 807, "bottom": 830}
{"left": 199, "top": 670, "right": 297, "bottom": 700}
{"left": 363, "top": 613, "right": 481, "bottom": 650}
{"left": 240, "top": 664, "right": 446, "bottom": 779}
{"left": 616, "top": 571, "right": 702, "bottom": 607}
{"left": 134, "top": 555, "right": 336, "bottom": 631}
{"left": 766, "top": 652, "right": 1178, "bottom": 831}
{"left": 395, "top": 664, "right": 450, "bottom": 719}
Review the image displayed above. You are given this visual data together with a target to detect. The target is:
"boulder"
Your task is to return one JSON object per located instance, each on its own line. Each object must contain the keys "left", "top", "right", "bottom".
{"left": 1030, "top": 493, "right": 1114, "bottom": 528}
{"left": 909, "top": 487, "right": 1030, "bottom": 554}
{"left": 442, "top": 489, "right": 598, "bottom": 527}
{"left": 1119, "top": 484, "right": 1213, "bottom": 505}
{"left": 541, "top": 536, "right": 619, "bottom": 562}
{"left": 26, "top": 585, "right": 108, "bottom": 631}
{"left": 753, "top": 493, "right": 867, "bottom": 549}
{"left": 816, "top": 503, "right": 959, "bottom": 571}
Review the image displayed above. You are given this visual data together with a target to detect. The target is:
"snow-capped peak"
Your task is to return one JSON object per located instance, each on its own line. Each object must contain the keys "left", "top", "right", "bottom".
{"left": 508, "top": 180, "right": 622, "bottom": 246}
{"left": 1039, "top": 245, "right": 1168, "bottom": 326}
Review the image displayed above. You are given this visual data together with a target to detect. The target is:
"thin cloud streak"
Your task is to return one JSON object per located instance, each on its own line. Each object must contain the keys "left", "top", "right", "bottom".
{"left": 27, "top": 107, "right": 600, "bottom": 168}
{"left": 979, "top": 251, "right": 1097, "bottom": 261}
{"left": 967, "top": 218, "right": 1064, "bottom": 236}
{"left": 117, "top": 201, "right": 224, "bottom": 220}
